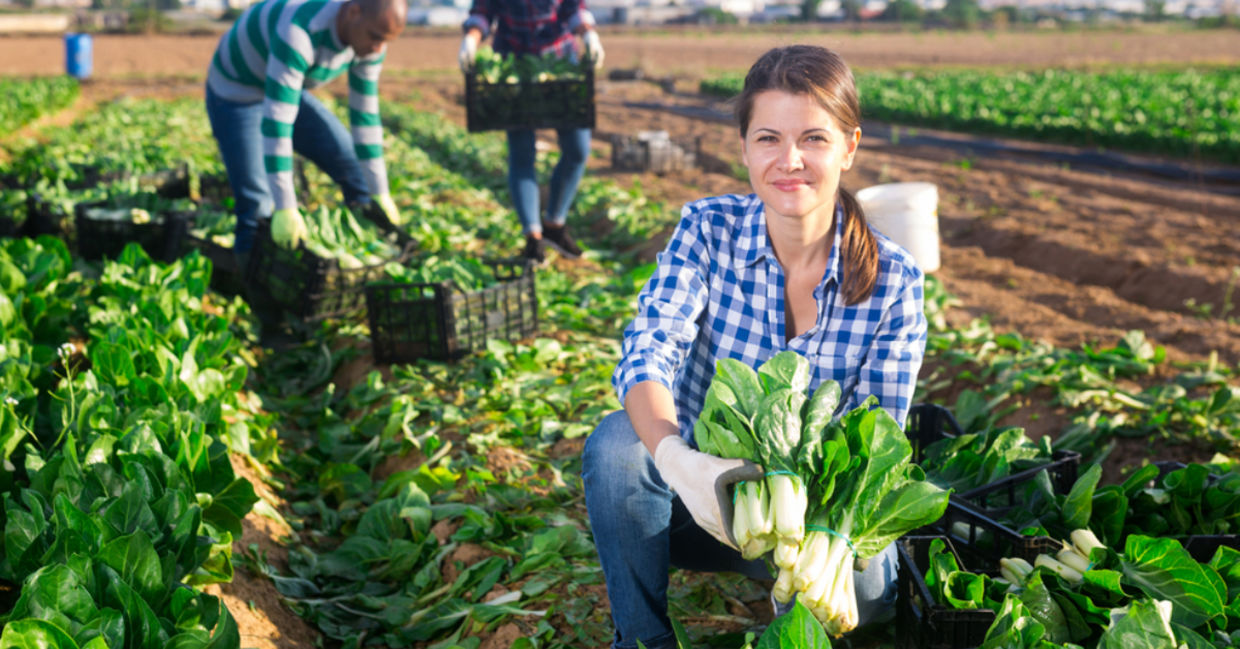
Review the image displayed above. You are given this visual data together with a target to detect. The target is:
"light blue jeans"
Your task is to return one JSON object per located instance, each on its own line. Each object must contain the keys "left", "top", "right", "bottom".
{"left": 582, "top": 410, "right": 898, "bottom": 649}
{"left": 204, "top": 84, "right": 371, "bottom": 253}
{"left": 506, "top": 127, "right": 590, "bottom": 235}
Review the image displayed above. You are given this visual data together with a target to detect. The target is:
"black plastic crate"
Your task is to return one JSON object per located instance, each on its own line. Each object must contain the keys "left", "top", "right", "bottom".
{"left": 22, "top": 192, "right": 73, "bottom": 240}
{"left": 896, "top": 535, "right": 995, "bottom": 649}
{"left": 905, "top": 404, "right": 1082, "bottom": 509}
{"left": 366, "top": 259, "right": 537, "bottom": 363}
{"left": 904, "top": 403, "right": 1080, "bottom": 565}
{"left": 178, "top": 230, "right": 243, "bottom": 296}
{"left": 956, "top": 451, "right": 1081, "bottom": 511}
{"left": 1143, "top": 462, "right": 1240, "bottom": 556}
{"left": 245, "top": 221, "right": 414, "bottom": 322}
{"left": 74, "top": 201, "right": 190, "bottom": 263}
{"left": 611, "top": 132, "right": 699, "bottom": 173}
{"left": 935, "top": 499, "right": 1063, "bottom": 568}
{"left": 905, "top": 403, "right": 967, "bottom": 463}
{"left": 464, "top": 67, "right": 595, "bottom": 133}
{"left": 897, "top": 532, "right": 1240, "bottom": 649}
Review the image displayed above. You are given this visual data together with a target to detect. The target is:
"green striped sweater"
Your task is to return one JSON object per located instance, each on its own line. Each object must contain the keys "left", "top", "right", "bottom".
{"left": 207, "top": 0, "right": 388, "bottom": 211}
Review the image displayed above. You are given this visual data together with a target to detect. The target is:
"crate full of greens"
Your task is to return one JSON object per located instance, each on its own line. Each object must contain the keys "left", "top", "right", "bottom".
{"left": 465, "top": 48, "right": 595, "bottom": 133}
{"left": 365, "top": 256, "right": 537, "bottom": 362}
{"left": 935, "top": 454, "right": 1240, "bottom": 574}
{"left": 22, "top": 178, "right": 111, "bottom": 241}
{"left": 246, "top": 206, "right": 414, "bottom": 322}
{"left": 896, "top": 536, "right": 997, "bottom": 649}
{"left": 73, "top": 192, "right": 197, "bottom": 262}
{"left": 179, "top": 206, "right": 241, "bottom": 295}
{"left": 909, "top": 404, "right": 1081, "bottom": 506}
{"left": 905, "top": 403, "right": 1081, "bottom": 565}
{"left": 898, "top": 529, "right": 1240, "bottom": 649}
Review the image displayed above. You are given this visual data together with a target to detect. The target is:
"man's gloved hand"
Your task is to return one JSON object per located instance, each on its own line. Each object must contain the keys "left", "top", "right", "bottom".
{"left": 654, "top": 436, "right": 763, "bottom": 549}
{"left": 270, "top": 208, "right": 307, "bottom": 250}
{"left": 458, "top": 32, "right": 479, "bottom": 73}
{"left": 374, "top": 194, "right": 401, "bottom": 226}
{"left": 581, "top": 30, "right": 604, "bottom": 69}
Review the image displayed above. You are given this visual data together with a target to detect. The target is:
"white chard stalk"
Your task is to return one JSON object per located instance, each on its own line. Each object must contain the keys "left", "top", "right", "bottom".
{"left": 785, "top": 521, "right": 860, "bottom": 636}
{"left": 1071, "top": 528, "right": 1106, "bottom": 561}
{"left": 1057, "top": 545, "right": 1091, "bottom": 574}
{"left": 773, "top": 538, "right": 800, "bottom": 571}
{"left": 999, "top": 557, "right": 1033, "bottom": 585}
{"left": 1035, "top": 553, "right": 1084, "bottom": 584}
{"left": 772, "top": 568, "right": 795, "bottom": 604}
{"left": 792, "top": 532, "right": 832, "bottom": 592}
{"left": 734, "top": 480, "right": 775, "bottom": 560}
{"left": 768, "top": 474, "right": 807, "bottom": 543}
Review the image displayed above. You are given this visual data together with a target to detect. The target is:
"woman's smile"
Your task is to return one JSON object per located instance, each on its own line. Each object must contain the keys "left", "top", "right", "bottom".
{"left": 771, "top": 178, "right": 810, "bottom": 192}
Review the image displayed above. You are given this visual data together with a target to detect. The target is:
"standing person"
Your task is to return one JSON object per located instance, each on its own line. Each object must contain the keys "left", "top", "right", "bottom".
{"left": 581, "top": 45, "right": 928, "bottom": 649}
{"left": 205, "top": 0, "right": 408, "bottom": 266}
{"left": 457, "top": 1, "right": 604, "bottom": 264}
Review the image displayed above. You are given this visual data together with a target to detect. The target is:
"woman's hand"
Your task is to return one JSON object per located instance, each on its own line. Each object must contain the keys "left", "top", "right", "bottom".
{"left": 458, "top": 29, "right": 481, "bottom": 73}
{"left": 581, "top": 30, "right": 604, "bottom": 69}
{"left": 654, "top": 436, "right": 763, "bottom": 549}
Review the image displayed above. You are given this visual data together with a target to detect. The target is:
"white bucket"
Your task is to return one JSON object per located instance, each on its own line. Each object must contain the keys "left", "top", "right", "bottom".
{"left": 855, "top": 182, "right": 941, "bottom": 273}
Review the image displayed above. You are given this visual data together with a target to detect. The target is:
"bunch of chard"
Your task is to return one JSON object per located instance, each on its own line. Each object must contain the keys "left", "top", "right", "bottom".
{"left": 696, "top": 351, "right": 950, "bottom": 635}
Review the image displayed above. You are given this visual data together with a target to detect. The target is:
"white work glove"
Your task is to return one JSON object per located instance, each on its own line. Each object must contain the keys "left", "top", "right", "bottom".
{"left": 373, "top": 193, "right": 401, "bottom": 227}
{"left": 458, "top": 33, "right": 478, "bottom": 73}
{"left": 654, "top": 436, "right": 763, "bottom": 550}
{"left": 581, "top": 29, "right": 604, "bottom": 69}
{"left": 270, "top": 207, "right": 307, "bottom": 250}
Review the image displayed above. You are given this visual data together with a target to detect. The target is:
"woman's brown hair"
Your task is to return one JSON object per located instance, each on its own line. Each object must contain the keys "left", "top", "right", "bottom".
{"left": 735, "top": 45, "right": 878, "bottom": 305}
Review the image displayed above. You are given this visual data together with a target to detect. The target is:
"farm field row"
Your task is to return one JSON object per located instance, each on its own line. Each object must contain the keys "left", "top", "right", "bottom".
{"left": 702, "top": 68, "right": 1240, "bottom": 164}
{"left": 5, "top": 28, "right": 1240, "bottom": 78}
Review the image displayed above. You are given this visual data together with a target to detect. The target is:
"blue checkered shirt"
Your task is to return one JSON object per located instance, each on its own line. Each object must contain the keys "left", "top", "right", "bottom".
{"left": 464, "top": 0, "right": 595, "bottom": 58}
{"left": 613, "top": 193, "right": 927, "bottom": 441}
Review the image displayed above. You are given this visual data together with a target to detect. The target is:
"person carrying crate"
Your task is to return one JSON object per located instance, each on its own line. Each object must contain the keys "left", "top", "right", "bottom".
{"left": 457, "top": 0, "right": 604, "bottom": 265}
{"left": 205, "top": 0, "right": 407, "bottom": 268}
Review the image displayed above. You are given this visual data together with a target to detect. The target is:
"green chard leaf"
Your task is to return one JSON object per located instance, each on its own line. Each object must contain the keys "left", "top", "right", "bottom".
{"left": 1120, "top": 535, "right": 1226, "bottom": 629}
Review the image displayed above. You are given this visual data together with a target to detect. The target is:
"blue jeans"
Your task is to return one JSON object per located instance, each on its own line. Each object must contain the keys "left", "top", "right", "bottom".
{"left": 506, "top": 127, "right": 590, "bottom": 235}
{"left": 582, "top": 411, "right": 898, "bottom": 649}
{"left": 204, "top": 84, "right": 371, "bottom": 253}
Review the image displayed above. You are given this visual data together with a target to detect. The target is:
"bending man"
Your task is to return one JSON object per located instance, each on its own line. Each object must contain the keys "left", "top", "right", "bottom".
{"left": 205, "top": 0, "right": 407, "bottom": 264}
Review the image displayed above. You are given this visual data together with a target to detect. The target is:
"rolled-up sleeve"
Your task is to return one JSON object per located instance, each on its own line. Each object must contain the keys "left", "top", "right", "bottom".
{"left": 463, "top": 0, "right": 492, "bottom": 37}
{"left": 846, "top": 266, "right": 927, "bottom": 424}
{"left": 613, "top": 204, "right": 711, "bottom": 406}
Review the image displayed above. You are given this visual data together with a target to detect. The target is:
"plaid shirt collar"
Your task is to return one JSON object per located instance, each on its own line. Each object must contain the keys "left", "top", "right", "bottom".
{"left": 735, "top": 198, "right": 845, "bottom": 298}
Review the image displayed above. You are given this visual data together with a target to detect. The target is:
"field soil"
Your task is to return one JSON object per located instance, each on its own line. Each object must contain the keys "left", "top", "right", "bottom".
{"left": 4, "top": 27, "right": 1239, "bottom": 648}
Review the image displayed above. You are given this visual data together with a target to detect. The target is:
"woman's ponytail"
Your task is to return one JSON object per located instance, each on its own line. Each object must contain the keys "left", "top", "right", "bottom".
{"left": 838, "top": 187, "right": 878, "bottom": 305}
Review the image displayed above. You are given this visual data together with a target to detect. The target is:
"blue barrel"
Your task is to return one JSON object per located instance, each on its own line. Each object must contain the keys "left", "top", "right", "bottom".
{"left": 65, "top": 33, "right": 92, "bottom": 80}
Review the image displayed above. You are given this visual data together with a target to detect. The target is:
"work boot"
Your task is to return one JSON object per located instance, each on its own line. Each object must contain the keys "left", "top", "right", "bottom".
{"left": 541, "top": 223, "right": 582, "bottom": 259}
{"left": 541, "top": 222, "right": 582, "bottom": 259}
{"left": 522, "top": 234, "right": 547, "bottom": 265}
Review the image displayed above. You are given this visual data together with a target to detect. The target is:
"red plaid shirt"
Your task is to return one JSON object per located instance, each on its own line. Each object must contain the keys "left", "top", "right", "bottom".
{"left": 464, "top": 0, "right": 595, "bottom": 58}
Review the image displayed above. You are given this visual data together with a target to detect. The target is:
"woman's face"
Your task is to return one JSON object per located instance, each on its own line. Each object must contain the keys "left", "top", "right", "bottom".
{"left": 740, "top": 90, "right": 860, "bottom": 225}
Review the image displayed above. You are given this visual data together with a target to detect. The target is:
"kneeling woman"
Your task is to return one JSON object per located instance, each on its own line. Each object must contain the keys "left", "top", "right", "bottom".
{"left": 581, "top": 45, "right": 928, "bottom": 649}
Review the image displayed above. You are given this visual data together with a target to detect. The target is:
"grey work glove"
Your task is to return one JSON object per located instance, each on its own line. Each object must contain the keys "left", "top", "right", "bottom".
{"left": 654, "top": 436, "right": 764, "bottom": 549}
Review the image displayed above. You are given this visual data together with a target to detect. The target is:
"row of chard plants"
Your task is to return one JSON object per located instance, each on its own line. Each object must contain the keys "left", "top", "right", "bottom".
{"left": 0, "top": 237, "right": 265, "bottom": 648}
{"left": 2, "top": 79, "right": 1240, "bottom": 647}
{"left": 702, "top": 68, "right": 1240, "bottom": 164}
{"left": 0, "top": 76, "right": 79, "bottom": 138}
